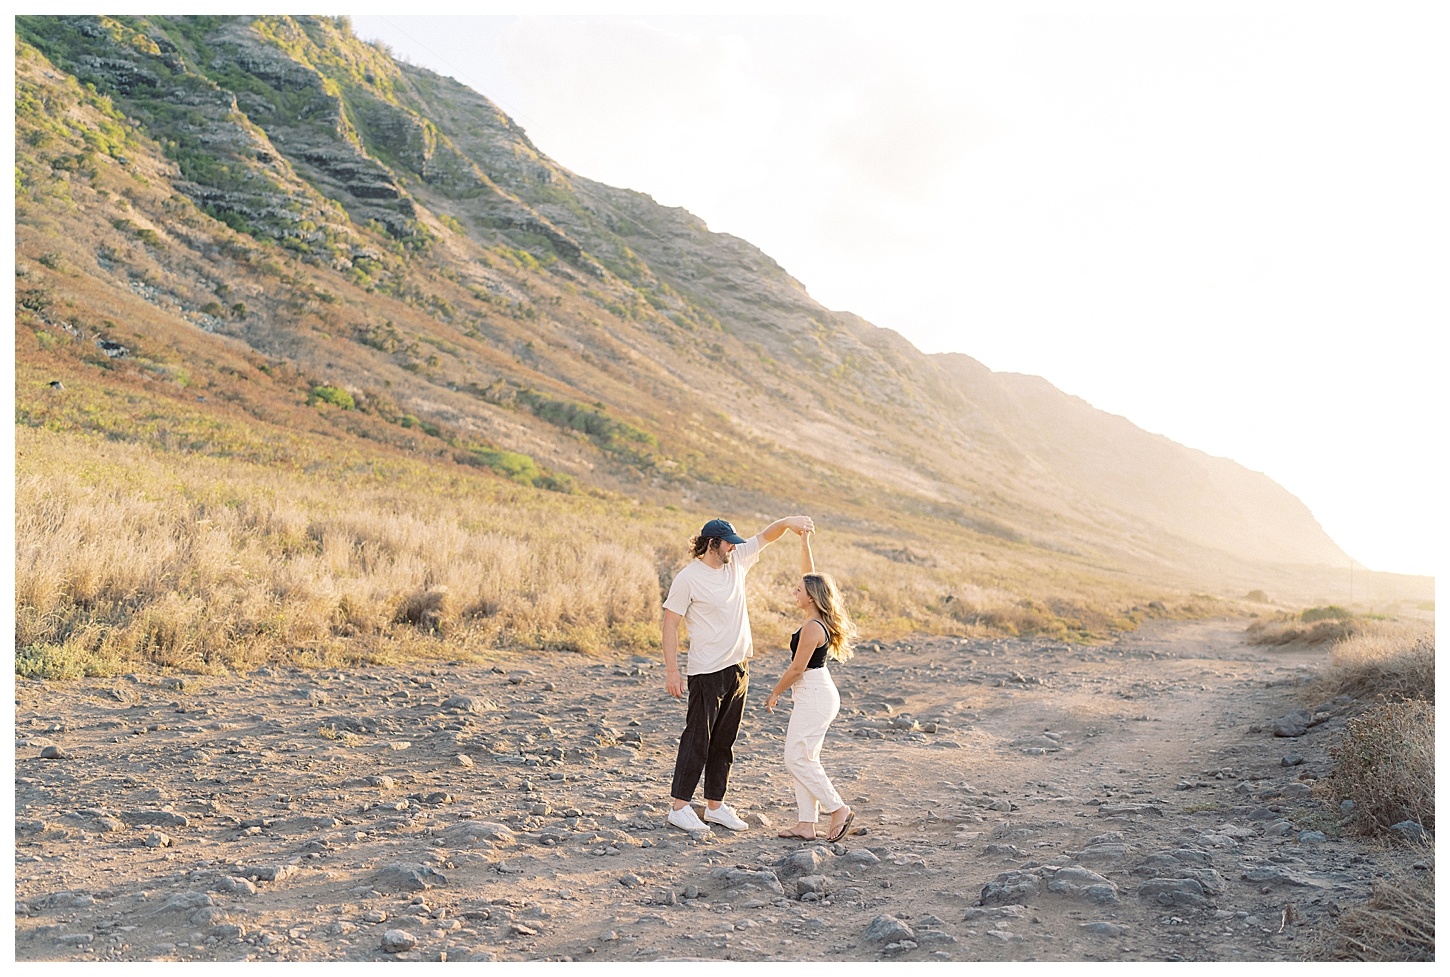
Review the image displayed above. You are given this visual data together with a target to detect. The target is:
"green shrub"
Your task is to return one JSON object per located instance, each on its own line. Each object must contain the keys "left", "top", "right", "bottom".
{"left": 1303, "top": 605, "right": 1352, "bottom": 622}
{"left": 1245, "top": 589, "right": 1268, "bottom": 602}
{"left": 307, "top": 385, "right": 355, "bottom": 410}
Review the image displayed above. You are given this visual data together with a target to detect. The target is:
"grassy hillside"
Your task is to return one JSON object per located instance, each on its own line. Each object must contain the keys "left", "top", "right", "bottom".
{"left": 13, "top": 17, "right": 1430, "bottom": 676}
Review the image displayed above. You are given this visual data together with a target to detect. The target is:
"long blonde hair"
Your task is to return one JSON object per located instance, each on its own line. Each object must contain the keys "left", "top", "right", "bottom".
{"left": 803, "top": 572, "right": 857, "bottom": 662}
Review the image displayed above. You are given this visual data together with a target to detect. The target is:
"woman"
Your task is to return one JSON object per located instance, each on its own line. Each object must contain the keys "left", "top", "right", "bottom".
{"left": 765, "top": 529, "right": 857, "bottom": 842}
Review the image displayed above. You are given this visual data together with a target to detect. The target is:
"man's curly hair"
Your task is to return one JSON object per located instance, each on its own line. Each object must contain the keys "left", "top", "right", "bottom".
{"left": 690, "top": 534, "right": 726, "bottom": 559}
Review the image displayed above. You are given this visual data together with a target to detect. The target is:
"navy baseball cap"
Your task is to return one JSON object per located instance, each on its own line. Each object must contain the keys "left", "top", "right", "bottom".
{"left": 700, "top": 518, "right": 746, "bottom": 544}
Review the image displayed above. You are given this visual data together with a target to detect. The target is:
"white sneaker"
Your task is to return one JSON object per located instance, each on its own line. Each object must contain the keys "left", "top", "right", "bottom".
{"left": 703, "top": 802, "right": 749, "bottom": 831}
{"left": 667, "top": 804, "right": 709, "bottom": 833}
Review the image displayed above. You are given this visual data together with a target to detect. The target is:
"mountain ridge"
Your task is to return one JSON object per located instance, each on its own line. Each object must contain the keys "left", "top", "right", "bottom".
{"left": 15, "top": 14, "right": 1386, "bottom": 616}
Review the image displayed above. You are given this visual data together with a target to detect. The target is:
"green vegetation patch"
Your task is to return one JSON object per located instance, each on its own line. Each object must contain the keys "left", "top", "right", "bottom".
{"left": 1302, "top": 605, "right": 1353, "bottom": 623}
{"left": 515, "top": 388, "right": 658, "bottom": 465}
{"left": 308, "top": 384, "right": 355, "bottom": 410}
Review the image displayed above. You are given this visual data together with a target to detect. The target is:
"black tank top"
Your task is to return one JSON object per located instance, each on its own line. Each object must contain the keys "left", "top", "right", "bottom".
{"left": 790, "top": 620, "right": 831, "bottom": 670}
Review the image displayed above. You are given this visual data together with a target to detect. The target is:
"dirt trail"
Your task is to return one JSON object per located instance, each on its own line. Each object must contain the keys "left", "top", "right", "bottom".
{"left": 15, "top": 617, "right": 1403, "bottom": 961}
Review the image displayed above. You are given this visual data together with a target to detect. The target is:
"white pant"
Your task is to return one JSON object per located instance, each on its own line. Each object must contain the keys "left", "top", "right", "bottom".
{"left": 784, "top": 667, "right": 844, "bottom": 823}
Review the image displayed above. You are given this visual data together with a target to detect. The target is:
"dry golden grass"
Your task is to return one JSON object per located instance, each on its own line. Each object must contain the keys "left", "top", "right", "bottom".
{"left": 17, "top": 423, "right": 1157, "bottom": 679}
{"left": 1313, "top": 621, "right": 1435, "bottom": 837}
{"left": 1315, "top": 619, "right": 1435, "bottom": 703}
{"left": 1307, "top": 843, "right": 1435, "bottom": 961}
{"left": 14, "top": 426, "right": 675, "bottom": 677}
{"left": 1246, "top": 613, "right": 1357, "bottom": 646}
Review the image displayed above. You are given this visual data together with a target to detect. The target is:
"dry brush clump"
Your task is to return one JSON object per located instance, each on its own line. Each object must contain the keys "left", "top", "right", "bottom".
{"left": 1307, "top": 846, "right": 1435, "bottom": 961}
{"left": 1315, "top": 619, "right": 1435, "bottom": 703}
{"left": 1316, "top": 621, "right": 1435, "bottom": 837}
{"left": 1326, "top": 699, "right": 1435, "bottom": 835}
{"left": 1247, "top": 611, "right": 1357, "bottom": 647}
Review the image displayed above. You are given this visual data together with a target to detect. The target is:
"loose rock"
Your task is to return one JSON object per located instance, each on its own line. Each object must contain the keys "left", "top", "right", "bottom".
{"left": 864, "top": 914, "right": 915, "bottom": 944}
{"left": 381, "top": 929, "right": 417, "bottom": 953}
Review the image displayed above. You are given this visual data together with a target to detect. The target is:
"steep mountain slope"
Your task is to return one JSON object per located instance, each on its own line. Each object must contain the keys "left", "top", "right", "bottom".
{"left": 15, "top": 14, "right": 1360, "bottom": 609}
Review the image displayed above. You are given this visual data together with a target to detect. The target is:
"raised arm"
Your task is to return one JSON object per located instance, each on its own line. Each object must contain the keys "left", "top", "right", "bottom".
{"left": 758, "top": 515, "right": 815, "bottom": 547}
{"left": 801, "top": 529, "right": 815, "bottom": 575}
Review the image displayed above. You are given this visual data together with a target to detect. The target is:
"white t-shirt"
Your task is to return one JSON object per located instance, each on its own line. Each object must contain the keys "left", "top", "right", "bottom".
{"left": 662, "top": 535, "right": 763, "bottom": 676}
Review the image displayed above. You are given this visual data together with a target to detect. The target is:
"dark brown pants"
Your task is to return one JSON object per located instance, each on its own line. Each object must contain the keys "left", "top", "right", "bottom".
{"left": 670, "top": 662, "right": 748, "bottom": 802}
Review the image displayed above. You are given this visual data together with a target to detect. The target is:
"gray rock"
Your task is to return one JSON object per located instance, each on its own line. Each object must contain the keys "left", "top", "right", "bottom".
{"left": 1248, "top": 807, "right": 1277, "bottom": 821}
{"left": 775, "top": 847, "right": 833, "bottom": 879}
{"left": 381, "top": 929, "right": 417, "bottom": 953}
{"left": 984, "top": 844, "right": 1028, "bottom": 858}
{"left": 619, "top": 874, "right": 642, "bottom": 888}
{"left": 1241, "top": 866, "right": 1318, "bottom": 887}
{"left": 882, "top": 939, "right": 918, "bottom": 956}
{"left": 1073, "top": 843, "right": 1133, "bottom": 866}
{"left": 122, "top": 810, "right": 189, "bottom": 828}
{"left": 1281, "top": 783, "right": 1313, "bottom": 799}
{"left": 1046, "top": 866, "right": 1119, "bottom": 904}
{"left": 212, "top": 876, "right": 258, "bottom": 896}
{"left": 373, "top": 862, "right": 447, "bottom": 893}
{"left": 864, "top": 914, "right": 915, "bottom": 943}
{"left": 1272, "top": 710, "right": 1313, "bottom": 737}
{"left": 443, "top": 696, "right": 494, "bottom": 713}
{"left": 649, "top": 887, "right": 676, "bottom": 906}
{"left": 1137, "top": 877, "right": 1208, "bottom": 907}
{"left": 718, "top": 867, "right": 785, "bottom": 894}
{"left": 442, "top": 821, "right": 516, "bottom": 847}
{"left": 40, "top": 745, "right": 66, "bottom": 760}
{"left": 238, "top": 864, "right": 298, "bottom": 884}
{"left": 1339, "top": 800, "right": 1355, "bottom": 815}
{"left": 796, "top": 875, "right": 829, "bottom": 898}
{"left": 1097, "top": 804, "right": 1164, "bottom": 818}
{"left": 1080, "top": 921, "right": 1130, "bottom": 936}
{"left": 962, "top": 905, "right": 1028, "bottom": 922}
{"left": 1264, "top": 820, "right": 1294, "bottom": 837}
{"left": 55, "top": 933, "right": 92, "bottom": 946}
{"left": 208, "top": 923, "right": 246, "bottom": 940}
{"left": 1281, "top": 755, "right": 1304, "bottom": 766}
{"left": 1389, "top": 821, "right": 1429, "bottom": 843}
{"left": 161, "top": 891, "right": 213, "bottom": 911}
{"left": 34, "top": 891, "right": 93, "bottom": 912}
{"left": 274, "top": 815, "right": 340, "bottom": 834}
{"left": 845, "top": 849, "right": 880, "bottom": 866}
{"left": 1297, "top": 830, "right": 1327, "bottom": 845}
{"left": 917, "top": 929, "right": 957, "bottom": 944}
{"left": 144, "top": 831, "right": 171, "bottom": 848}
{"left": 980, "top": 871, "right": 1041, "bottom": 906}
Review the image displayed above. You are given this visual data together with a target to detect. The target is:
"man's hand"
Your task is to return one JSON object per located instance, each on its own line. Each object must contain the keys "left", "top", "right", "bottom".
{"left": 665, "top": 666, "right": 685, "bottom": 699}
{"left": 762, "top": 515, "right": 815, "bottom": 544}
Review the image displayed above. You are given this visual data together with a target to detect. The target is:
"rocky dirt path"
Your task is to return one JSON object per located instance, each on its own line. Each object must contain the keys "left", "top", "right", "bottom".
{"left": 15, "top": 616, "right": 1402, "bottom": 962}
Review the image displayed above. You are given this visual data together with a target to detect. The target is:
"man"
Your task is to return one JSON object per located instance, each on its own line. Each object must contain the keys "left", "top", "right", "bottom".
{"left": 662, "top": 515, "right": 814, "bottom": 833}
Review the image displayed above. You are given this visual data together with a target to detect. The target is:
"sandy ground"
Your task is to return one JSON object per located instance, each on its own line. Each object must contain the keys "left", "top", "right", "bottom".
{"left": 14, "top": 617, "right": 1415, "bottom": 962}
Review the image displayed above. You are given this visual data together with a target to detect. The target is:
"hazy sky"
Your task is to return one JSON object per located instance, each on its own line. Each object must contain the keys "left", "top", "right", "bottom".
{"left": 352, "top": 11, "right": 1445, "bottom": 578}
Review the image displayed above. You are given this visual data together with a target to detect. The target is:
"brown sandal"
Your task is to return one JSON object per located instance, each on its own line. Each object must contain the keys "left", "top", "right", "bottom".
{"left": 826, "top": 808, "right": 855, "bottom": 843}
{"left": 777, "top": 828, "right": 817, "bottom": 840}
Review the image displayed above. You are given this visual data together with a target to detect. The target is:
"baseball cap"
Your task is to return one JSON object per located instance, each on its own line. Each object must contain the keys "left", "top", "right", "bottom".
{"left": 700, "top": 518, "right": 746, "bottom": 544}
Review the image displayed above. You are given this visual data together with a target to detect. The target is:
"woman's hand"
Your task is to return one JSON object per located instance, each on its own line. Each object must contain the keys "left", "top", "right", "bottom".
{"left": 765, "top": 692, "right": 780, "bottom": 713}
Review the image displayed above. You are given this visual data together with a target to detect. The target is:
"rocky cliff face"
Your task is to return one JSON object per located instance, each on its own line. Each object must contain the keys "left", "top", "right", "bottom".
{"left": 15, "top": 14, "right": 1349, "bottom": 585}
